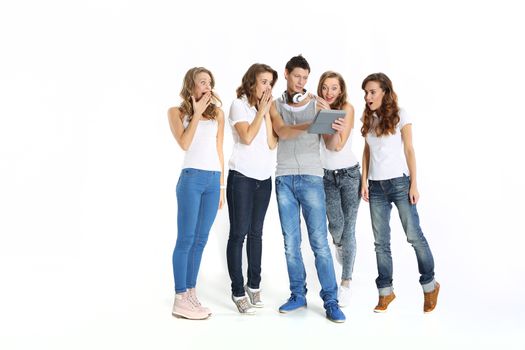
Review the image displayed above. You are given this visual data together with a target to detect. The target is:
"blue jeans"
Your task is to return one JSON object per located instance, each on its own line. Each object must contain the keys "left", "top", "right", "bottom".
{"left": 172, "top": 168, "right": 220, "bottom": 293}
{"left": 275, "top": 175, "right": 338, "bottom": 305}
{"left": 369, "top": 175, "right": 436, "bottom": 295}
{"left": 323, "top": 164, "right": 361, "bottom": 280}
{"left": 226, "top": 170, "right": 272, "bottom": 297}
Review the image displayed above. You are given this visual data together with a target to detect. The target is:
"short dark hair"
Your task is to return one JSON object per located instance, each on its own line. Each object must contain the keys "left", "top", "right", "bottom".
{"left": 285, "top": 54, "right": 310, "bottom": 73}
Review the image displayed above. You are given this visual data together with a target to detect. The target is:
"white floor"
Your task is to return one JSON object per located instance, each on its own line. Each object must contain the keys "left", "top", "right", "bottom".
{"left": 2, "top": 222, "right": 523, "bottom": 350}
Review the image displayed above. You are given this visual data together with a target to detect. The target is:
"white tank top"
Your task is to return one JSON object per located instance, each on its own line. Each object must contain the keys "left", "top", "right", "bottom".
{"left": 181, "top": 116, "right": 221, "bottom": 171}
{"left": 321, "top": 129, "right": 358, "bottom": 170}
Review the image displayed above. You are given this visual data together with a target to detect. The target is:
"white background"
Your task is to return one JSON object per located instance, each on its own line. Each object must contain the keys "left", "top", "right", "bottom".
{"left": 1, "top": 1, "right": 524, "bottom": 349}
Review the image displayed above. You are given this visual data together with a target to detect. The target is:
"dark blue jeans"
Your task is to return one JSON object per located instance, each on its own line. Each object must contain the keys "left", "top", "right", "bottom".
{"left": 226, "top": 170, "right": 272, "bottom": 297}
{"left": 369, "top": 175, "right": 436, "bottom": 295}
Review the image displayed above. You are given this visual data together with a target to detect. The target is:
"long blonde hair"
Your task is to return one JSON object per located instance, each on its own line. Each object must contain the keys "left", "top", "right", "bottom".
{"left": 179, "top": 67, "right": 222, "bottom": 120}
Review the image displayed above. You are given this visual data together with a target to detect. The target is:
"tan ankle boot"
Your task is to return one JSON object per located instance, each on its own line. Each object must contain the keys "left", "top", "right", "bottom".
{"left": 374, "top": 292, "right": 396, "bottom": 313}
{"left": 424, "top": 282, "right": 440, "bottom": 313}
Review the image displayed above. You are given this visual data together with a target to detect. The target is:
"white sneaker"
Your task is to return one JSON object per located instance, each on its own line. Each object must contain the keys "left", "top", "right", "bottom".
{"left": 338, "top": 285, "right": 351, "bottom": 307}
{"left": 335, "top": 245, "right": 343, "bottom": 265}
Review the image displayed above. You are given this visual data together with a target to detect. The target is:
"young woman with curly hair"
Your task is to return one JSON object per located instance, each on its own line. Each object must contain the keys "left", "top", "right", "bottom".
{"left": 226, "top": 63, "right": 278, "bottom": 314}
{"left": 360, "top": 73, "right": 440, "bottom": 314}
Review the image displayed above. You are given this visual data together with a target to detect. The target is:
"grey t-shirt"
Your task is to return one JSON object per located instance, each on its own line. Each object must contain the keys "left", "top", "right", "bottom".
{"left": 275, "top": 98, "right": 323, "bottom": 177}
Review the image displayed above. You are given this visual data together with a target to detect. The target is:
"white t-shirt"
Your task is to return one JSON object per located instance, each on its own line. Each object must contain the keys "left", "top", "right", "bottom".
{"left": 228, "top": 96, "right": 275, "bottom": 180}
{"left": 321, "top": 129, "right": 358, "bottom": 170}
{"left": 181, "top": 116, "right": 221, "bottom": 171}
{"left": 364, "top": 108, "right": 412, "bottom": 180}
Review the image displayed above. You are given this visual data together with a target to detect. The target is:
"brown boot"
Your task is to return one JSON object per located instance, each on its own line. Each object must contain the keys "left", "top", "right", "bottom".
{"left": 374, "top": 292, "right": 396, "bottom": 313}
{"left": 424, "top": 282, "right": 440, "bottom": 313}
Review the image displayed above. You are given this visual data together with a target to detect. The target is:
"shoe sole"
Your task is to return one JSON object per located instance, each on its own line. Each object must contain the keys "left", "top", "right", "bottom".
{"left": 172, "top": 311, "right": 210, "bottom": 320}
{"left": 327, "top": 317, "right": 346, "bottom": 323}
{"left": 248, "top": 303, "right": 264, "bottom": 308}
{"left": 279, "top": 305, "right": 307, "bottom": 313}
{"left": 373, "top": 309, "right": 388, "bottom": 313}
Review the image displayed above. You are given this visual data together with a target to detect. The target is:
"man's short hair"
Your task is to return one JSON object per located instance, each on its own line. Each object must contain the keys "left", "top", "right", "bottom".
{"left": 285, "top": 55, "right": 310, "bottom": 73}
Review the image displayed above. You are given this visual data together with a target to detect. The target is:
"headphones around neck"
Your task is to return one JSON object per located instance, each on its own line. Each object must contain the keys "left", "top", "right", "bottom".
{"left": 282, "top": 89, "right": 309, "bottom": 104}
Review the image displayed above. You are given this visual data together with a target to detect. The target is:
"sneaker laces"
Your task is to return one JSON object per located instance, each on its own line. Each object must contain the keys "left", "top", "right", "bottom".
{"left": 236, "top": 297, "right": 251, "bottom": 312}
{"left": 325, "top": 301, "right": 339, "bottom": 314}
{"left": 188, "top": 291, "right": 202, "bottom": 307}
{"left": 288, "top": 295, "right": 298, "bottom": 302}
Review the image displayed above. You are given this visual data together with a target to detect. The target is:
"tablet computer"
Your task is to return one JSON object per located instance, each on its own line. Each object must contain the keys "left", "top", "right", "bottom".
{"left": 307, "top": 109, "right": 346, "bottom": 134}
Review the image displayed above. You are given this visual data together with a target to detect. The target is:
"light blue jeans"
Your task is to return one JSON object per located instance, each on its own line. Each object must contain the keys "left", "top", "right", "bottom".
{"left": 323, "top": 164, "right": 361, "bottom": 280}
{"left": 275, "top": 175, "right": 338, "bottom": 305}
{"left": 172, "top": 168, "right": 220, "bottom": 293}
{"left": 368, "top": 175, "right": 436, "bottom": 296}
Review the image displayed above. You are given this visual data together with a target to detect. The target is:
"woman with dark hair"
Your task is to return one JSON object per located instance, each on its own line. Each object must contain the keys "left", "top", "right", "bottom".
{"left": 360, "top": 73, "right": 440, "bottom": 313}
{"left": 226, "top": 63, "right": 278, "bottom": 314}
{"left": 168, "top": 67, "right": 225, "bottom": 320}
{"left": 316, "top": 71, "right": 360, "bottom": 307}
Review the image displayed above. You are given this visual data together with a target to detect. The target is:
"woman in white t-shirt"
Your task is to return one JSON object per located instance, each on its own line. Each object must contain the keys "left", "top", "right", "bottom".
{"left": 316, "top": 71, "right": 360, "bottom": 307}
{"left": 168, "top": 67, "right": 225, "bottom": 320}
{"left": 226, "top": 63, "right": 278, "bottom": 314}
{"left": 360, "top": 73, "right": 440, "bottom": 314}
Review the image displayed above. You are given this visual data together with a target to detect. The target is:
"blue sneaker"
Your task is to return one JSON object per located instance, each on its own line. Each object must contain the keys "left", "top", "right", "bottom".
{"left": 325, "top": 302, "right": 346, "bottom": 323}
{"left": 279, "top": 294, "right": 307, "bottom": 313}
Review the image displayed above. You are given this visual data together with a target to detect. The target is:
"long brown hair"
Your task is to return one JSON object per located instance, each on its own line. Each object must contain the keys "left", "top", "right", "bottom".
{"left": 236, "top": 63, "right": 278, "bottom": 107}
{"left": 317, "top": 71, "right": 347, "bottom": 110}
{"left": 360, "top": 73, "right": 400, "bottom": 137}
{"left": 179, "top": 67, "right": 222, "bottom": 121}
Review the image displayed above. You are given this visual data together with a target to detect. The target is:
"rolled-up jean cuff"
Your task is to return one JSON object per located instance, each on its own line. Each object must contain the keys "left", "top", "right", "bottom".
{"left": 421, "top": 279, "right": 436, "bottom": 293}
{"left": 379, "top": 286, "right": 394, "bottom": 296}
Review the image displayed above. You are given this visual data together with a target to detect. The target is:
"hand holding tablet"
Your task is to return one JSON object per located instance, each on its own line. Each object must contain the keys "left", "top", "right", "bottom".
{"left": 307, "top": 109, "right": 346, "bottom": 134}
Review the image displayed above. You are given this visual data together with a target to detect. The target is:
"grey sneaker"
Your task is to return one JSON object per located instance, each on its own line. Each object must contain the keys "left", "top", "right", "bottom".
{"left": 232, "top": 295, "right": 256, "bottom": 315}
{"left": 244, "top": 285, "right": 264, "bottom": 308}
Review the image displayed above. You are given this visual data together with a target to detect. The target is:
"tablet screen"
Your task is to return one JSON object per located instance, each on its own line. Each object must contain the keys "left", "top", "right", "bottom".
{"left": 307, "top": 109, "right": 346, "bottom": 134}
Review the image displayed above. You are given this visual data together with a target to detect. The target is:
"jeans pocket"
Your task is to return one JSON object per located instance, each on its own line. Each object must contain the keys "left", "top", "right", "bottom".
{"left": 182, "top": 168, "right": 199, "bottom": 177}
{"left": 391, "top": 176, "right": 409, "bottom": 192}
{"left": 345, "top": 169, "right": 361, "bottom": 180}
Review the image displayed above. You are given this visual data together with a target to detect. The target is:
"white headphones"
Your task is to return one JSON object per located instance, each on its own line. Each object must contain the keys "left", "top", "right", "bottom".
{"left": 282, "top": 89, "right": 310, "bottom": 104}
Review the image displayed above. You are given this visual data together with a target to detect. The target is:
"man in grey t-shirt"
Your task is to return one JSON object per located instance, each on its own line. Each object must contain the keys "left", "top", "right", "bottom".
{"left": 269, "top": 55, "right": 345, "bottom": 323}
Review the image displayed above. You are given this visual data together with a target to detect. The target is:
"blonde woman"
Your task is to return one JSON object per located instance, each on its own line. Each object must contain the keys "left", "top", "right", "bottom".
{"left": 168, "top": 67, "right": 225, "bottom": 320}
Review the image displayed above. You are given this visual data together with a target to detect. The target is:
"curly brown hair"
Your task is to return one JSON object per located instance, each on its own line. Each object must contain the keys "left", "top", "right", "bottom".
{"left": 317, "top": 71, "right": 347, "bottom": 110}
{"left": 360, "top": 73, "right": 400, "bottom": 137}
{"left": 236, "top": 63, "right": 278, "bottom": 107}
{"left": 179, "top": 67, "right": 222, "bottom": 121}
